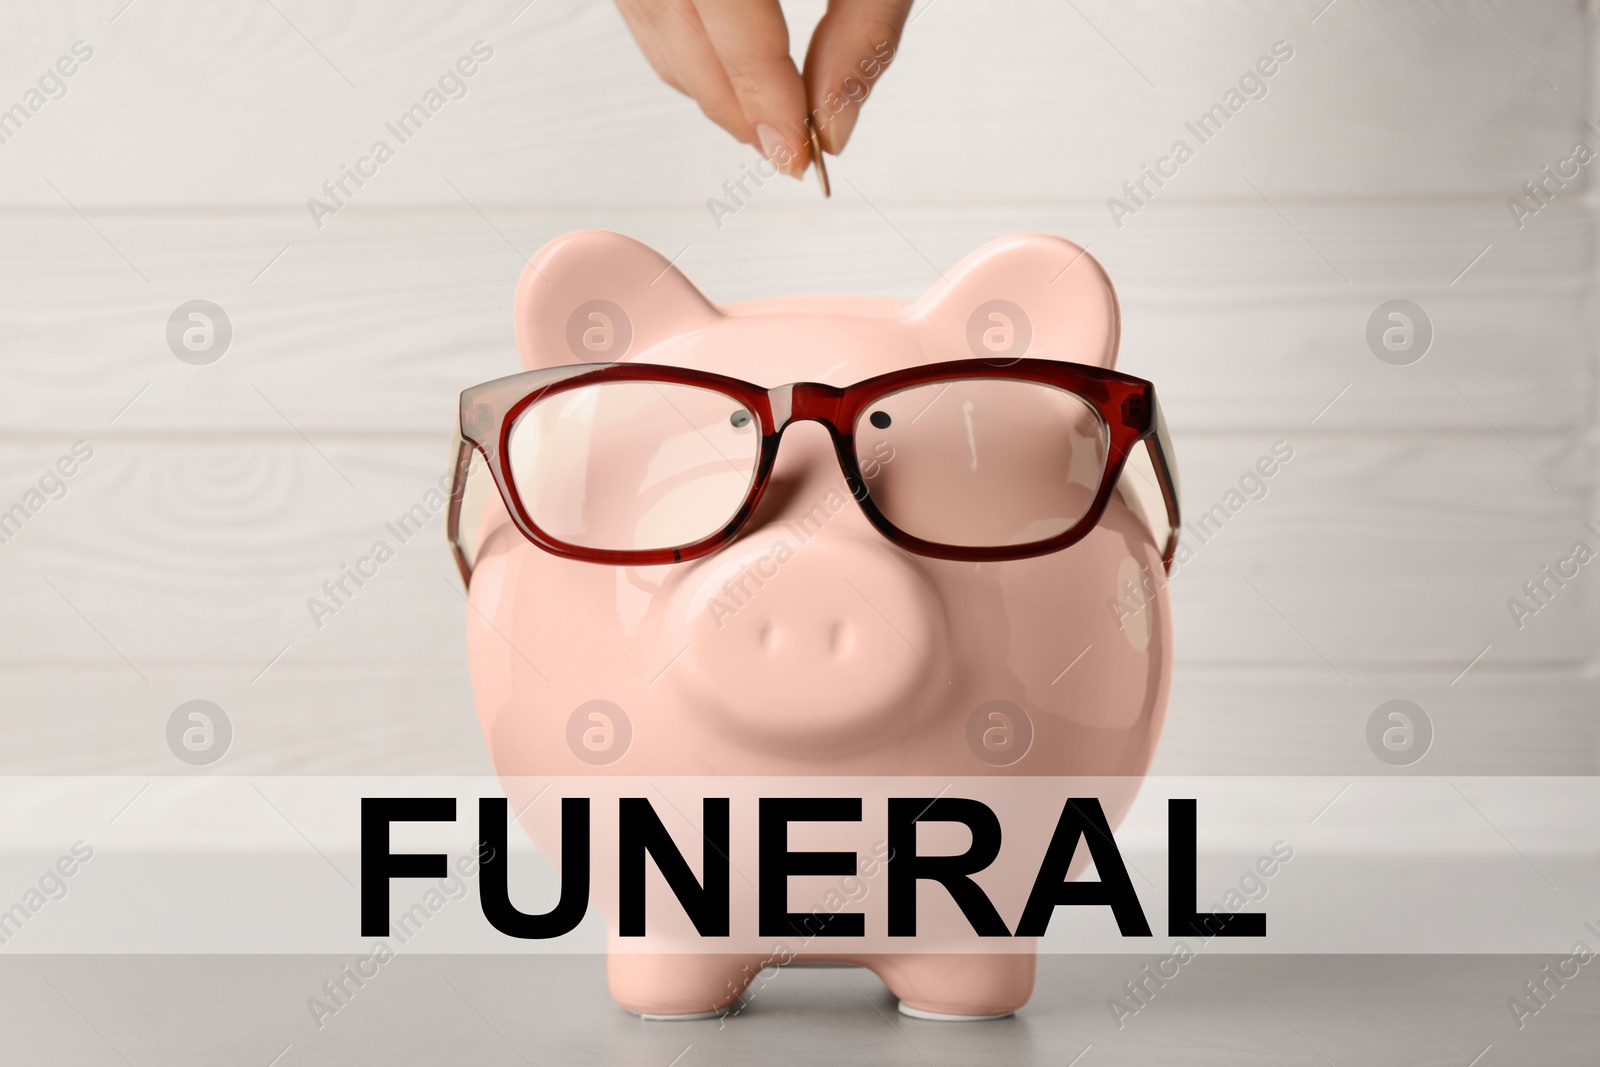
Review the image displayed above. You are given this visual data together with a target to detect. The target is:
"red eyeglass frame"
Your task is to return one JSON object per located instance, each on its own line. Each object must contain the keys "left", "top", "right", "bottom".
{"left": 447, "top": 358, "right": 1181, "bottom": 585}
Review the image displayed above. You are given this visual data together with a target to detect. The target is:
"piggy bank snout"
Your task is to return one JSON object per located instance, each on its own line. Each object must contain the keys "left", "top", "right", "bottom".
{"left": 668, "top": 530, "right": 949, "bottom": 753}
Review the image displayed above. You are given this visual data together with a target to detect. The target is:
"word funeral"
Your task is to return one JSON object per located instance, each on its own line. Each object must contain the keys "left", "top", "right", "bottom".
{"left": 363, "top": 797, "right": 1268, "bottom": 942}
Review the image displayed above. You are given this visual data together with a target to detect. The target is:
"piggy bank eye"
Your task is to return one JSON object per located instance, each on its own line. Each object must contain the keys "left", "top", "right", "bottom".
{"left": 851, "top": 378, "right": 1109, "bottom": 549}
{"left": 729, "top": 410, "right": 752, "bottom": 430}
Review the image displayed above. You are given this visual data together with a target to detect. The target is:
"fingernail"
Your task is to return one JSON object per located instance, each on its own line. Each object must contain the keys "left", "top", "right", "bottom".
{"left": 821, "top": 106, "right": 859, "bottom": 156}
{"left": 755, "top": 122, "right": 801, "bottom": 177}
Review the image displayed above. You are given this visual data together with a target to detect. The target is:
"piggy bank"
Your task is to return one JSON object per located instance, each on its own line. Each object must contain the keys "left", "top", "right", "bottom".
{"left": 453, "top": 230, "right": 1178, "bottom": 1020}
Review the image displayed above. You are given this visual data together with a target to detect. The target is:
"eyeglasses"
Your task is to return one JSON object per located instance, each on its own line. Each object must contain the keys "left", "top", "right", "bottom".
{"left": 447, "top": 358, "right": 1180, "bottom": 586}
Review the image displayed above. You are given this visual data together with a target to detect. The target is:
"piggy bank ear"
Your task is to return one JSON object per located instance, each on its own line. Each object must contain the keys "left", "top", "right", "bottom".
{"left": 514, "top": 230, "right": 722, "bottom": 369}
{"left": 908, "top": 233, "right": 1119, "bottom": 368}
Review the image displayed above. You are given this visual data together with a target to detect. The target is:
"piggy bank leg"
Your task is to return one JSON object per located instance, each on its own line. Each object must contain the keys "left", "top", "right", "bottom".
{"left": 607, "top": 951, "right": 762, "bottom": 1020}
{"left": 868, "top": 952, "right": 1035, "bottom": 1020}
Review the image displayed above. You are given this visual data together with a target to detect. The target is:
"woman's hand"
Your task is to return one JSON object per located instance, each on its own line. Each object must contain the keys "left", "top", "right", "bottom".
{"left": 615, "top": 0, "right": 912, "bottom": 177}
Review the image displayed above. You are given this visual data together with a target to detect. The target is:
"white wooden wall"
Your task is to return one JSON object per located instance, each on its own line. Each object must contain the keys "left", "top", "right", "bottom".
{"left": 0, "top": 0, "right": 1593, "bottom": 775}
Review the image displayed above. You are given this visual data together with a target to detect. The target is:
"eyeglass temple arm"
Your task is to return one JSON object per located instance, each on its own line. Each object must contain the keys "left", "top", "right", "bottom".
{"left": 448, "top": 363, "right": 622, "bottom": 588}
{"left": 1146, "top": 393, "right": 1182, "bottom": 574}
{"left": 446, "top": 433, "right": 475, "bottom": 587}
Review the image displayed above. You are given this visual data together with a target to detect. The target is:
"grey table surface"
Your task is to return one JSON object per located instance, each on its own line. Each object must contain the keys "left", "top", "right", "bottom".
{"left": 1, "top": 954, "right": 1593, "bottom": 1066}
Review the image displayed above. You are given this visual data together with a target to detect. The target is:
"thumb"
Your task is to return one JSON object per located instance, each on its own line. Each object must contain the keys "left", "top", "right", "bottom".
{"left": 803, "top": 0, "right": 912, "bottom": 155}
{"left": 694, "top": 0, "right": 811, "bottom": 176}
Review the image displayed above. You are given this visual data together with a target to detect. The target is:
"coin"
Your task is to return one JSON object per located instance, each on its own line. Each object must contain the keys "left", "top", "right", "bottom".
{"left": 806, "top": 115, "right": 831, "bottom": 197}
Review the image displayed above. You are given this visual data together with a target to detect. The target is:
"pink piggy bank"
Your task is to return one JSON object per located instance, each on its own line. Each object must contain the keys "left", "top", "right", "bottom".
{"left": 452, "top": 230, "right": 1179, "bottom": 1020}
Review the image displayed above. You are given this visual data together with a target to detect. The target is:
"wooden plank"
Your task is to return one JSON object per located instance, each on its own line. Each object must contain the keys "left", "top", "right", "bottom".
{"left": 0, "top": 201, "right": 1588, "bottom": 435}
{"left": 1150, "top": 667, "right": 1599, "bottom": 775}
{"left": 0, "top": 1, "right": 1586, "bottom": 206}
{"left": 0, "top": 433, "right": 1588, "bottom": 669}
{"left": 0, "top": 663, "right": 1588, "bottom": 775}
{"left": 0, "top": 665, "right": 493, "bottom": 777}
